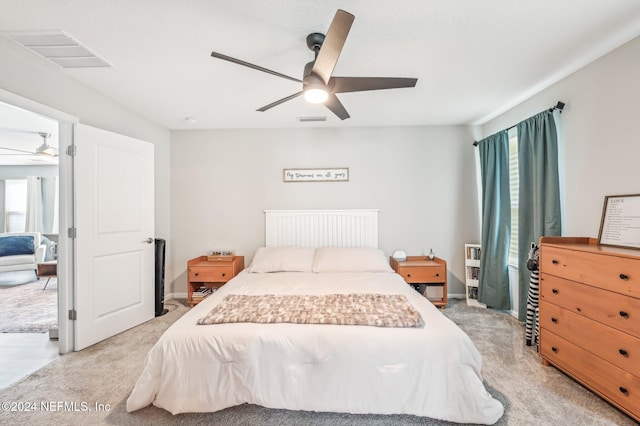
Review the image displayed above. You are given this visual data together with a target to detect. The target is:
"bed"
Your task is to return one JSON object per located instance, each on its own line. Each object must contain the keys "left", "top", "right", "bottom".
{"left": 126, "top": 210, "right": 503, "bottom": 424}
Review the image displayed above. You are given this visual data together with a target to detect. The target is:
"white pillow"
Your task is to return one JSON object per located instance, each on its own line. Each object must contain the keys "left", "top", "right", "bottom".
{"left": 312, "top": 247, "right": 393, "bottom": 273}
{"left": 248, "top": 247, "right": 315, "bottom": 273}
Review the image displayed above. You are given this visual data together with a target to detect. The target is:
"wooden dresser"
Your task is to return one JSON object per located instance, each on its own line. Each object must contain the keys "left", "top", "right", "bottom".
{"left": 539, "top": 236, "right": 640, "bottom": 422}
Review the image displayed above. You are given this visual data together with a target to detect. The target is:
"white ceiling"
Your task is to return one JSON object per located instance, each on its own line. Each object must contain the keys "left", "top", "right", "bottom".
{"left": 0, "top": 101, "right": 59, "bottom": 166}
{"left": 1, "top": 0, "right": 640, "bottom": 130}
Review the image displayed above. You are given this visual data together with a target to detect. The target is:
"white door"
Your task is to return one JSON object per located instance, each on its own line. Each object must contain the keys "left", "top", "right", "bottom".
{"left": 74, "top": 123, "right": 155, "bottom": 350}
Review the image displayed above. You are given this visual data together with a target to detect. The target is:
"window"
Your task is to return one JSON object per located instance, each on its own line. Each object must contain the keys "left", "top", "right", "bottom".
{"left": 4, "top": 179, "right": 27, "bottom": 232}
{"left": 508, "top": 130, "right": 518, "bottom": 265}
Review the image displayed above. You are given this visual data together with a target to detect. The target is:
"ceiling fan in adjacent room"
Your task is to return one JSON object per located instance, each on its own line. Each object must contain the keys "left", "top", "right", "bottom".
{"left": 0, "top": 128, "right": 59, "bottom": 158}
{"left": 210, "top": 9, "right": 418, "bottom": 120}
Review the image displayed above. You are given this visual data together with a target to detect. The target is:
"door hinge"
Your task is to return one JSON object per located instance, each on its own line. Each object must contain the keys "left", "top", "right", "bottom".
{"left": 68, "top": 227, "right": 77, "bottom": 238}
{"left": 66, "top": 145, "right": 76, "bottom": 156}
{"left": 68, "top": 309, "right": 77, "bottom": 321}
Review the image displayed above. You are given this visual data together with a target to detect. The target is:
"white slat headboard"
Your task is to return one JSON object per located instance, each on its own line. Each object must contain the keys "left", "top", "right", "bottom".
{"left": 265, "top": 209, "right": 380, "bottom": 248}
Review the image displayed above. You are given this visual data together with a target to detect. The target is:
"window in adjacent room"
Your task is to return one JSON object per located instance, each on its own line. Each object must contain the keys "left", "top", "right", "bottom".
{"left": 508, "top": 129, "right": 519, "bottom": 266}
{"left": 4, "top": 178, "right": 27, "bottom": 232}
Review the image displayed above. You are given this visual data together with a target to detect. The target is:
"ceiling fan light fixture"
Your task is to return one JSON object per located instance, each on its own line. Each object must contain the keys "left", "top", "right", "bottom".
{"left": 304, "top": 87, "right": 328, "bottom": 104}
{"left": 35, "top": 142, "right": 58, "bottom": 156}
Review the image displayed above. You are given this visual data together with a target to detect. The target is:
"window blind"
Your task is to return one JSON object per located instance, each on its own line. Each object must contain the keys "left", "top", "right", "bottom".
{"left": 508, "top": 133, "right": 519, "bottom": 265}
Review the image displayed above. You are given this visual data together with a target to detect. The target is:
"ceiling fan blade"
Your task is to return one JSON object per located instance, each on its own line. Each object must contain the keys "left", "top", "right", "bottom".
{"left": 312, "top": 10, "right": 355, "bottom": 85}
{"left": 330, "top": 77, "right": 418, "bottom": 93}
{"left": 0, "top": 146, "right": 35, "bottom": 154}
{"left": 211, "top": 51, "right": 303, "bottom": 84}
{"left": 257, "top": 91, "right": 304, "bottom": 112}
{"left": 324, "top": 94, "right": 350, "bottom": 120}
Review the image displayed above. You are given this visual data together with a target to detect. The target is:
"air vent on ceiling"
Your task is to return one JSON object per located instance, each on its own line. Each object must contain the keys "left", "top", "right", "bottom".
{"left": 2, "top": 30, "right": 111, "bottom": 68}
{"left": 297, "top": 116, "right": 327, "bottom": 122}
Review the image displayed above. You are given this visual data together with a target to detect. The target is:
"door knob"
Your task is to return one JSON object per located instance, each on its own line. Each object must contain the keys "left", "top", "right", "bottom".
{"left": 144, "top": 237, "right": 154, "bottom": 244}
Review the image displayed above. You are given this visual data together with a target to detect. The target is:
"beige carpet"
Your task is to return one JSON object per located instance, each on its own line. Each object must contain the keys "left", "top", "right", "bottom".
{"left": 0, "top": 278, "right": 57, "bottom": 333}
{"left": 0, "top": 299, "right": 636, "bottom": 425}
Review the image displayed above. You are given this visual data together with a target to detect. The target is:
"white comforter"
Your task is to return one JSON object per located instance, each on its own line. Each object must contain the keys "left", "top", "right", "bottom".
{"left": 126, "top": 271, "right": 503, "bottom": 424}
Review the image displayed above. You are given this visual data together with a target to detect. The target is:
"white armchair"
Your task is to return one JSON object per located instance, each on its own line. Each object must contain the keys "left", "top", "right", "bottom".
{"left": 0, "top": 232, "right": 46, "bottom": 273}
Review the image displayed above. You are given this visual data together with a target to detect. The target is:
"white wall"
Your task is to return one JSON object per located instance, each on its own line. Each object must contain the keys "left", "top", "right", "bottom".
{"left": 170, "top": 125, "right": 480, "bottom": 296}
{"left": 0, "top": 38, "right": 172, "bottom": 278}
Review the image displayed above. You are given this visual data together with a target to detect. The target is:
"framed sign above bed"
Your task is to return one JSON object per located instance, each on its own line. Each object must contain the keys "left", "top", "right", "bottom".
{"left": 283, "top": 167, "right": 349, "bottom": 182}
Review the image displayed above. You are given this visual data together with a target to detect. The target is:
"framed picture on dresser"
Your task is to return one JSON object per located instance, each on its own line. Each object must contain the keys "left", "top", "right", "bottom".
{"left": 598, "top": 193, "right": 640, "bottom": 249}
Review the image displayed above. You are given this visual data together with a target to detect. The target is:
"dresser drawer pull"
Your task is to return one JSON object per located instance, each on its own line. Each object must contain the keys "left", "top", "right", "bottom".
{"left": 551, "top": 347, "right": 558, "bottom": 353}
{"left": 407, "top": 274, "right": 411, "bottom": 278}
{"left": 619, "top": 349, "right": 629, "bottom": 357}
{"left": 551, "top": 317, "right": 558, "bottom": 324}
{"left": 435, "top": 273, "right": 439, "bottom": 277}
{"left": 620, "top": 311, "right": 629, "bottom": 319}
{"left": 619, "top": 386, "right": 628, "bottom": 395}
{"left": 552, "top": 289, "right": 558, "bottom": 294}
{"left": 552, "top": 259, "right": 559, "bottom": 265}
{"left": 221, "top": 273, "right": 226, "bottom": 277}
{"left": 194, "top": 272, "right": 199, "bottom": 277}
{"left": 619, "top": 273, "right": 629, "bottom": 280}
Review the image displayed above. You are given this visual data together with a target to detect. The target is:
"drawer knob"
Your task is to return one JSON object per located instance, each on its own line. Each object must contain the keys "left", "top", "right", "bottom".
{"left": 619, "top": 349, "right": 629, "bottom": 357}
{"left": 552, "top": 289, "right": 558, "bottom": 294}
{"left": 619, "top": 273, "right": 629, "bottom": 280}
{"left": 551, "top": 347, "right": 558, "bottom": 353}
{"left": 194, "top": 272, "right": 199, "bottom": 277}
{"left": 619, "top": 386, "right": 628, "bottom": 395}
{"left": 620, "top": 311, "right": 629, "bottom": 319}
{"left": 551, "top": 317, "right": 558, "bottom": 324}
{"left": 222, "top": 273, "right": 226, "bottom": 277}
{"left": 407, "top": 274, "right": 411, "bottom": 278}
{"left": 435, "top": 273, "right": 439, "bottom": 277}
{"left": 552, "top": 259, "right": 559, "bottom": 265}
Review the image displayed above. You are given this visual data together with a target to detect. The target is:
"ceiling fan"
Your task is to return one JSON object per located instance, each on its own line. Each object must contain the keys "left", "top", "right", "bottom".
{"left": 210, "top": 9, "right": 418, "bottom": 120}
{"left": 0, "top": 128, "right": 58, "bottom": 157}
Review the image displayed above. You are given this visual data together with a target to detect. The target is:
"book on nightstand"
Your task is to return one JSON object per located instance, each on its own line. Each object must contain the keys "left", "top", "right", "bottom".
{"left": 191, "top": 286, "right": 215, "bottom": 302}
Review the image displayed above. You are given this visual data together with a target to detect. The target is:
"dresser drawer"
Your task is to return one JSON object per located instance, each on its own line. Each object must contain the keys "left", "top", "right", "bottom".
{"left": 396, "top": 266, "right": 445, "bottom": 283}
{"left": 540, "top": 273, "right": 640, "bottom": 339}
{"left": 540, "top": 300, "right": 640, "bottom": 377}
{"left": 540, "top": 329, "right": 640, "bottom": 418}
{"left": 540, "top": 246, "right": 640, "bottom": 298}
{"left": 188, "top": 266, "right": 233, "bottom": 283}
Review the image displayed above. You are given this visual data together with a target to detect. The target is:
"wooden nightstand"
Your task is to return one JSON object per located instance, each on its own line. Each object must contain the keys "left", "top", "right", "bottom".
{"left": 187, "top": 255, "right": 244, "bottom": 306}
{"left": 390, "top": 256, "right": 448, "bottom": 308}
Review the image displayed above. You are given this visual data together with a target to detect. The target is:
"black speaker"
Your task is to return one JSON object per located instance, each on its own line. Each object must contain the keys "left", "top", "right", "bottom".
{"left": 155, "top": 238, "right": 168, "bottom": 316}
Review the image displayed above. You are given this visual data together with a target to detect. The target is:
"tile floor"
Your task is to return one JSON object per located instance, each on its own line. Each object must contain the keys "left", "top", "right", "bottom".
{"left": 0, "top": 332, "right": 59, "bottom": 389}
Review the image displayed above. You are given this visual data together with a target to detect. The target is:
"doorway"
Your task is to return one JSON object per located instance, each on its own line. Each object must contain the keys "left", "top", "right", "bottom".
{"left": 0, "top": 100, "right": 61, "bottom": 388}
{"left": 0, "top": 95, "right": 73, "bottom": 388}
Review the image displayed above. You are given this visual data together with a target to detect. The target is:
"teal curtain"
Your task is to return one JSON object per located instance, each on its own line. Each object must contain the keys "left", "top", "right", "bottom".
{"left": 516, "top": 111, "right": 561, "bottom": 321}
{"left": 477, "top": 131, "right": 511, "bottom": 310}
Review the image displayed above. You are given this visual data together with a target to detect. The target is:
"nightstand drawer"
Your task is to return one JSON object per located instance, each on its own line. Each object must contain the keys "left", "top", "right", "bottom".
{"left": 187, "top": 255, "right": 244, "bottom": 307}
{"left": 397, "top": 266, "right": 445, "bottom": 283}
{"left": 189, "top": 266, "right": 233, "bottom": 282}
{"left": 390, "top": 256, "right": 447, "bottom": 308}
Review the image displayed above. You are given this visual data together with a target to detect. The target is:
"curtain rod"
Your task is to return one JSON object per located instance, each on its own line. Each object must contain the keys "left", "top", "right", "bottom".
{"left": 472, "top": 101, "right": 565, "bottom": 147}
